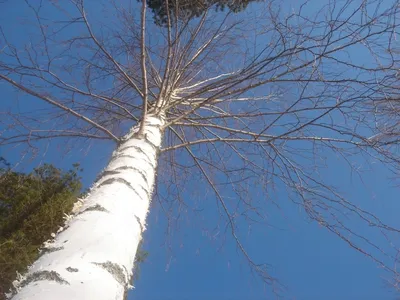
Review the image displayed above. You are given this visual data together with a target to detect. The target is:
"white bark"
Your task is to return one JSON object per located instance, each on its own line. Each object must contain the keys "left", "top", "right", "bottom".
{"left": 10, "top": 114, "right": 164, "bottom": 300}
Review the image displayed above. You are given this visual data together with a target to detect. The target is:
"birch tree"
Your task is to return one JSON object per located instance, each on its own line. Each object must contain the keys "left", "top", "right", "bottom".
{"left": 1, "top": 0, "right": 400, "bottom": 299}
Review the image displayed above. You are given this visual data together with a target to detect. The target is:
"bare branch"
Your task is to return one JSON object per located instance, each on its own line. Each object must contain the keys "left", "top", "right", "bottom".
{"left": 0, "top": 74, "right": 120, "bottom": 142}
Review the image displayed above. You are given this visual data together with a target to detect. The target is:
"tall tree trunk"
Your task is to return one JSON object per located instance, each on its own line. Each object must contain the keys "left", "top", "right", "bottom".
{"left": 11, "top": 114, "right": 165, "bottom": 300}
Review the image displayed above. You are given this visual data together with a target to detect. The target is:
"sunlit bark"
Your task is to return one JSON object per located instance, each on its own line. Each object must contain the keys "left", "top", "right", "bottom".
{"left": 11, "top": 114, "right": 164, "bottom": 300}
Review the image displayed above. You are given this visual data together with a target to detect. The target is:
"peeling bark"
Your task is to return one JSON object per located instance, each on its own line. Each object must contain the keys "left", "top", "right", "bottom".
{"left": 10, "top": 114, "right": 164, "bottom": 300}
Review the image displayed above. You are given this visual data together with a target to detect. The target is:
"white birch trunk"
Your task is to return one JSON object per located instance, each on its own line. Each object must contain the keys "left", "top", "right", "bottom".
{"left": 10, "top": 114, "right": 164, "bottom": 300}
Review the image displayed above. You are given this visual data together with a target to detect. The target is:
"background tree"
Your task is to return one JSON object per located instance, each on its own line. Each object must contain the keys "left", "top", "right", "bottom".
{"left": 0, "top": 163, "right": 82, "bottom": 299}
{"left": 146, "top": 0, "right": 260, "bottom": 25}
{"left": 0, "top": 0, "right": 400, "bottom": 299}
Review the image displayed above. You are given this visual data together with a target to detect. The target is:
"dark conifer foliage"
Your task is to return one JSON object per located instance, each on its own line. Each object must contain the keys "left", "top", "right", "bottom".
{"left": 146, "top": 0, "right": 259, "bottom": 25}
{"left": 0, "top": 163, "right": 82, "bottom": 299}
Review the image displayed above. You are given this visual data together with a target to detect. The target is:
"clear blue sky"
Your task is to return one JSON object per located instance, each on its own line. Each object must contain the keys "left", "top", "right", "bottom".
{"left": 0, "top": 1, "right": 399, "bottom": 299}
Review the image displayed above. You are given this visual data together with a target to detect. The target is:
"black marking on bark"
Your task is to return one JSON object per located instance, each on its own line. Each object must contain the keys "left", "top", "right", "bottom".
{"left": 92, "top": 261, "right": 126, "bottom": 286}
{"left": 143, "top": 122, "right": 161, "bottom": 128}
{"left": 20, "top": 271, "right": 69, "bottom": 287}
{"left": 98, "top": 177, "right": 142, "bottom": 199}
{"left": 66, "top": 267, "right": 79, "bottom": 273}
{"left": 139, "top": 147, "right": 155, "bottom": 166}
{"left": 134, "top": 215, "right": 144, "bottom": 233}
{"left": 115, "top": 147, "right": 156, "bottom": 169}
{"left": 39, "top": 246, "right": 64, "bottom": 257}
{"left": 95, "top": 170, "right": 121, "bottom": 182}
{"left": 118, "top": 145, "right": 139, "bottom": 153}
{"left": 119, "top": 145, "right": 153, "bottom": 162}
{"left": 138, "top": 184, "right": 150, "bottom": 198}
{"left": 113, "top": 166, "right": 150, "bottom": 186}
{"left": 78, "top": 204, "right": 109, "bottom": 215}
{"left": 121, "top": 134, "right": 158, "bottom": 150}
{"left": 123, "top": 273, "right": 136, "bottom": 300}
{"left": 102, "top": 170, "right": 121, "bottom": 176}
{"left": 109, "top": 154, "right": 137, "bottom": 164}
{"left": 123, "top": 270, "right": 134, "bottom": 300}
{"left": 110, "top": 153, "right": 157, "bottom": 172}
{"left": 123, "top": 284, "right": 129, "bottom": 300}
{"left": 143, "top": 135, "right": 158, "bottom": 150}
{"left": 137, "top": 128, "right": 159, "bottom": 148}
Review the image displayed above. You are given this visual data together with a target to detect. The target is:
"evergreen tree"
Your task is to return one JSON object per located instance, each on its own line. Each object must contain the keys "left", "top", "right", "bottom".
{"left": 146, "top": 0, "right": 260, "bottom": 25}
{"left": 0, "top": 163, "right": 82, "bottom": 299}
